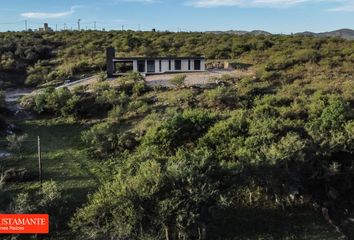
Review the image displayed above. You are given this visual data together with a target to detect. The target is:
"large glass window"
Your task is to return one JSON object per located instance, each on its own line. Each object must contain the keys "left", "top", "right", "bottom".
{"left": 115, "top": 61, "right": 133, "bottom": 73}
{"left": 138, "top": 60, "right": 145, "bottom": 72}
{"left": 194, "top": 60, "right": 201, "bottom": 70}
{"left": 147, "top": 60, "right": 155, "bottom": 73}
{"left": 175, "top": 60, "right": 182, "bottom": 70}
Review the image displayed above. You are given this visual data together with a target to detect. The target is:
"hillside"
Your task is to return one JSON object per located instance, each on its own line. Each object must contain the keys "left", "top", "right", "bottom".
{"left": 297, "top": 28, "right": 354, "bottom": 40}
{"left": 0, "top": 30, "right": 353, "bottom": 89}
{"left": 206, "top": 30, "right": 272, "bottom": 35}
{"left": 1, "top": 31, "right": 354, "bottom": 239}
{"left": 320, "top": 28, "right": 354, "bottom": 40}
{"left": 206, "top": 28, "right": 354, "bottom": 39}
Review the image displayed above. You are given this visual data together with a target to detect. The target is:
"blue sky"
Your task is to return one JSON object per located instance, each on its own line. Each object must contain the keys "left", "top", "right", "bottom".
{"left": 0, "top": 0, "right": 353, "bottom": 33}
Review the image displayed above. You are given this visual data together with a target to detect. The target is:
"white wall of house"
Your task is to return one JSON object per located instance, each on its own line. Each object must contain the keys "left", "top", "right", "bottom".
{"left": 181, "top": 60, "right": 188, "bottom": 71}
{"left": 117, "top": 58, "right": 205, "bottom": 74}
{"left": 171, "top": 60, "right": 175, "bottom": 72}
{"left": 155, "top": 60, "right": 160, "bottom": 73}
{"left": 190, "top": 60, "right": 195, "bottom": 71}
{"left": 201, "top": 59, "right": 206, "bottom": 71}
{"left": 161, "top": 60, "right": 170, "bottom": 72}
{"left": 133, "top": 60, "right": 138, "bottom": 72}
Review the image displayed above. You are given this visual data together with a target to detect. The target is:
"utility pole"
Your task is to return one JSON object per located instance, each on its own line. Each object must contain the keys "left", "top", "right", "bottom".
{"left": 56, "top": 24, "right": 58, "bottom": 31}
{"left": 25, "top": 20, "right": 27, "bottom": 31}
{"left": 94, "top": 21, "right": 96, "bottom": 30}
{"left": 37, "top": 136, "right": 42, "bottom": 183}
{"left": 77, "top": 19, "right": 81, "bottom": 31}
{"left": 64, "top": 23, "right": 67, "bottom": 30}
{"left": 121, "top": 25, "right": 124, "bottom": 31}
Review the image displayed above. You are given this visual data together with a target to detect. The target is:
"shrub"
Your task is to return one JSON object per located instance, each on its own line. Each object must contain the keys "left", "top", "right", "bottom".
{"left": 2, "top": 168, "right": 36, "bottom": 183}
{"left": 81, "top": 122, "right": 138, "bottom": 156}
{"left": 264, "top": 132, "right": 307, "bottom": 166}
{"left": 0, "top": 91, "right": 5, "bottom": 108}
{"left": 14, "top": 193, "right": 35, "bottom": 213}
{"left": 97, "top": 72, "right": 107, "bottom": 82}
{"left": 6, "top": 134, "right": 28, "bottom": 156}
{"left": 39, "top": 181, "right": 62, "bottom": 208}
{"left": 170, "top": 74, "right": 186, "bottom": 87}
{"left": 204, "top": 86, "right": 238, "bottom": 108}
{"left": 127, "top": 100, "right": 149, "bottom": 115}
{"left": 132, "top": 81, "right": 148, "bottom": 96}
{"left": 108, "top": 105, "right": 125, "bottom": 122}
{"left": 142, "top": 109, "right": 216, "bottom": 153}
{"left": 81, "top": 122, "right": 118, "bottom": 155}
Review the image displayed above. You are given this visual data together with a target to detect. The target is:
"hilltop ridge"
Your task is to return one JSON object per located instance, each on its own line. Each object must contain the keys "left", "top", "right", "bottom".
{"left": 206, "top": 28, "right": 354, "bottom": 40}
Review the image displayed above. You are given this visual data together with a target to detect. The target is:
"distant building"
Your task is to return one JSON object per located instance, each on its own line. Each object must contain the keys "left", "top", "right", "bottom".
{"left": 39, "top": 23, "right": 53, "bottom": 32}
{"left": 106, "top": 47, "right": 206, "bottom": 77}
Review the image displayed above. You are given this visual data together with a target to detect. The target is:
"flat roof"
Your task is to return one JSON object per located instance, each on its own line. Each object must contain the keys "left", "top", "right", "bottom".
{"left": 113, "top": 56, "right": 205, "bottom": 61}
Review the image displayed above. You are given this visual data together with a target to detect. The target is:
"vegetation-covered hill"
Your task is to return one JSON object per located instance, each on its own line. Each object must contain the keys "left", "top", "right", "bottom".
{"left": 1, "top": 31, "right": 354, "bottom": 239}
{"left": 0, "top": 30, "right": 353, "bottom": 87}
{"left": 296, "top": 29, "right": 354, "bottom": 40}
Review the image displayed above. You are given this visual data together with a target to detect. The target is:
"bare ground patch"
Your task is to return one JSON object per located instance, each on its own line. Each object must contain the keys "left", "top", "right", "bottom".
{"left": 145, "top": 69, "right": 255, "bottom": 87}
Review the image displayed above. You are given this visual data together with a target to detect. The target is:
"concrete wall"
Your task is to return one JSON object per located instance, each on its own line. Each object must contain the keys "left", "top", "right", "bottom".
{"left": 200, "top": 59, "right": 206, "bottom": 71}
{"left": 181, "top": 60, "right": 188, "bottom": 71}
{"left": 161, "top": 60, "right": 170, "bottom": 72}
{"left": 155, "top": 60, "right": 160, "bottom": 73}
{"left": 112, "top": 58, "right": 206, "bottom": 75}
{"left": 133, "top": 60, "right": 138, "bottom": 72}
{"left": 190, "top": 60, "right": 195, "bottom": 71}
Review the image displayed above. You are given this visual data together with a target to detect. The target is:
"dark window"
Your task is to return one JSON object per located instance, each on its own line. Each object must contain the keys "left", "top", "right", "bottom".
{"left": 194, "top": 60, "right": 201, "bottom": 70}
{"left": 138, "top": 60, "right": 145, "bottom": 72}
{"left": 168, "top": 60, "right": 171, "bottom": 70}
{"left": 188, "top": 60, "right": 191, "bottom": 70}
{"left": 147, "top": 60, "right": 155, "bottom": 73}
{"left": 159, "top": 60, "right": 162, "bottom": 72}
{"left": 175, "top": 60, "right": 182, "bottom": 70}
{"left": 115, "top": 61, "right": 134, "bottom": 73}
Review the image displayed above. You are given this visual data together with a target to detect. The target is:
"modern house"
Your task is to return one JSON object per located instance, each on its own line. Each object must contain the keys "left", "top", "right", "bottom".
{"left": 106, "top": 47, "right": 205, "bottom": 77}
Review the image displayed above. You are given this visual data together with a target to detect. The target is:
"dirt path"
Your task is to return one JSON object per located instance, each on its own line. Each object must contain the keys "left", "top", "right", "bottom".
{"left": 145, "top": 69, "right": 254, "bottom": 87}
{"left": 4, "top": 88, "right": 33, "bottom": 118}
{"left": 4, "top": 88, "right": 33, "bottom": 103}
{"left": 0, "top": 88, "right": 33, "bottom": 158}
{"left": 55, "top": 76, "right": 97, "bottom": 90}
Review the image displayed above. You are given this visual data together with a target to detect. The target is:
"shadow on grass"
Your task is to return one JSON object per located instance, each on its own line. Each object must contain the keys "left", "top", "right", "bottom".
{"left": 208, "top": 206, "right": 340, "bottom": 240}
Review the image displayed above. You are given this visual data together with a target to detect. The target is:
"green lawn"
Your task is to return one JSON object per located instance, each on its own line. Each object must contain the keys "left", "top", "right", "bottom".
{"left": 1, "top": 118, "right": 100, "bottom": 237}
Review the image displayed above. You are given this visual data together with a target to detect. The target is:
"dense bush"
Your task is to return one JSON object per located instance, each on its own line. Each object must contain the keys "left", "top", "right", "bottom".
{"left": 12, "top": 181, "right": 64, "bottom": 231}
{"left": 72, "top": 91, "right": 354, "bottom": 239}
{"left": 203, "top": 86, "right": 238, "bottom": 108}
{"left": 142, "top": 109, "right": 216, "bottom": 154}
{"left": 81, "top": 122, "right": 138, "bottom": 156}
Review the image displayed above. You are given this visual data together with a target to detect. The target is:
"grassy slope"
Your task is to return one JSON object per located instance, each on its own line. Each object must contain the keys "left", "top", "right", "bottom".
{"left": 1, "top": 118, "right": 100, "bottom": 238}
